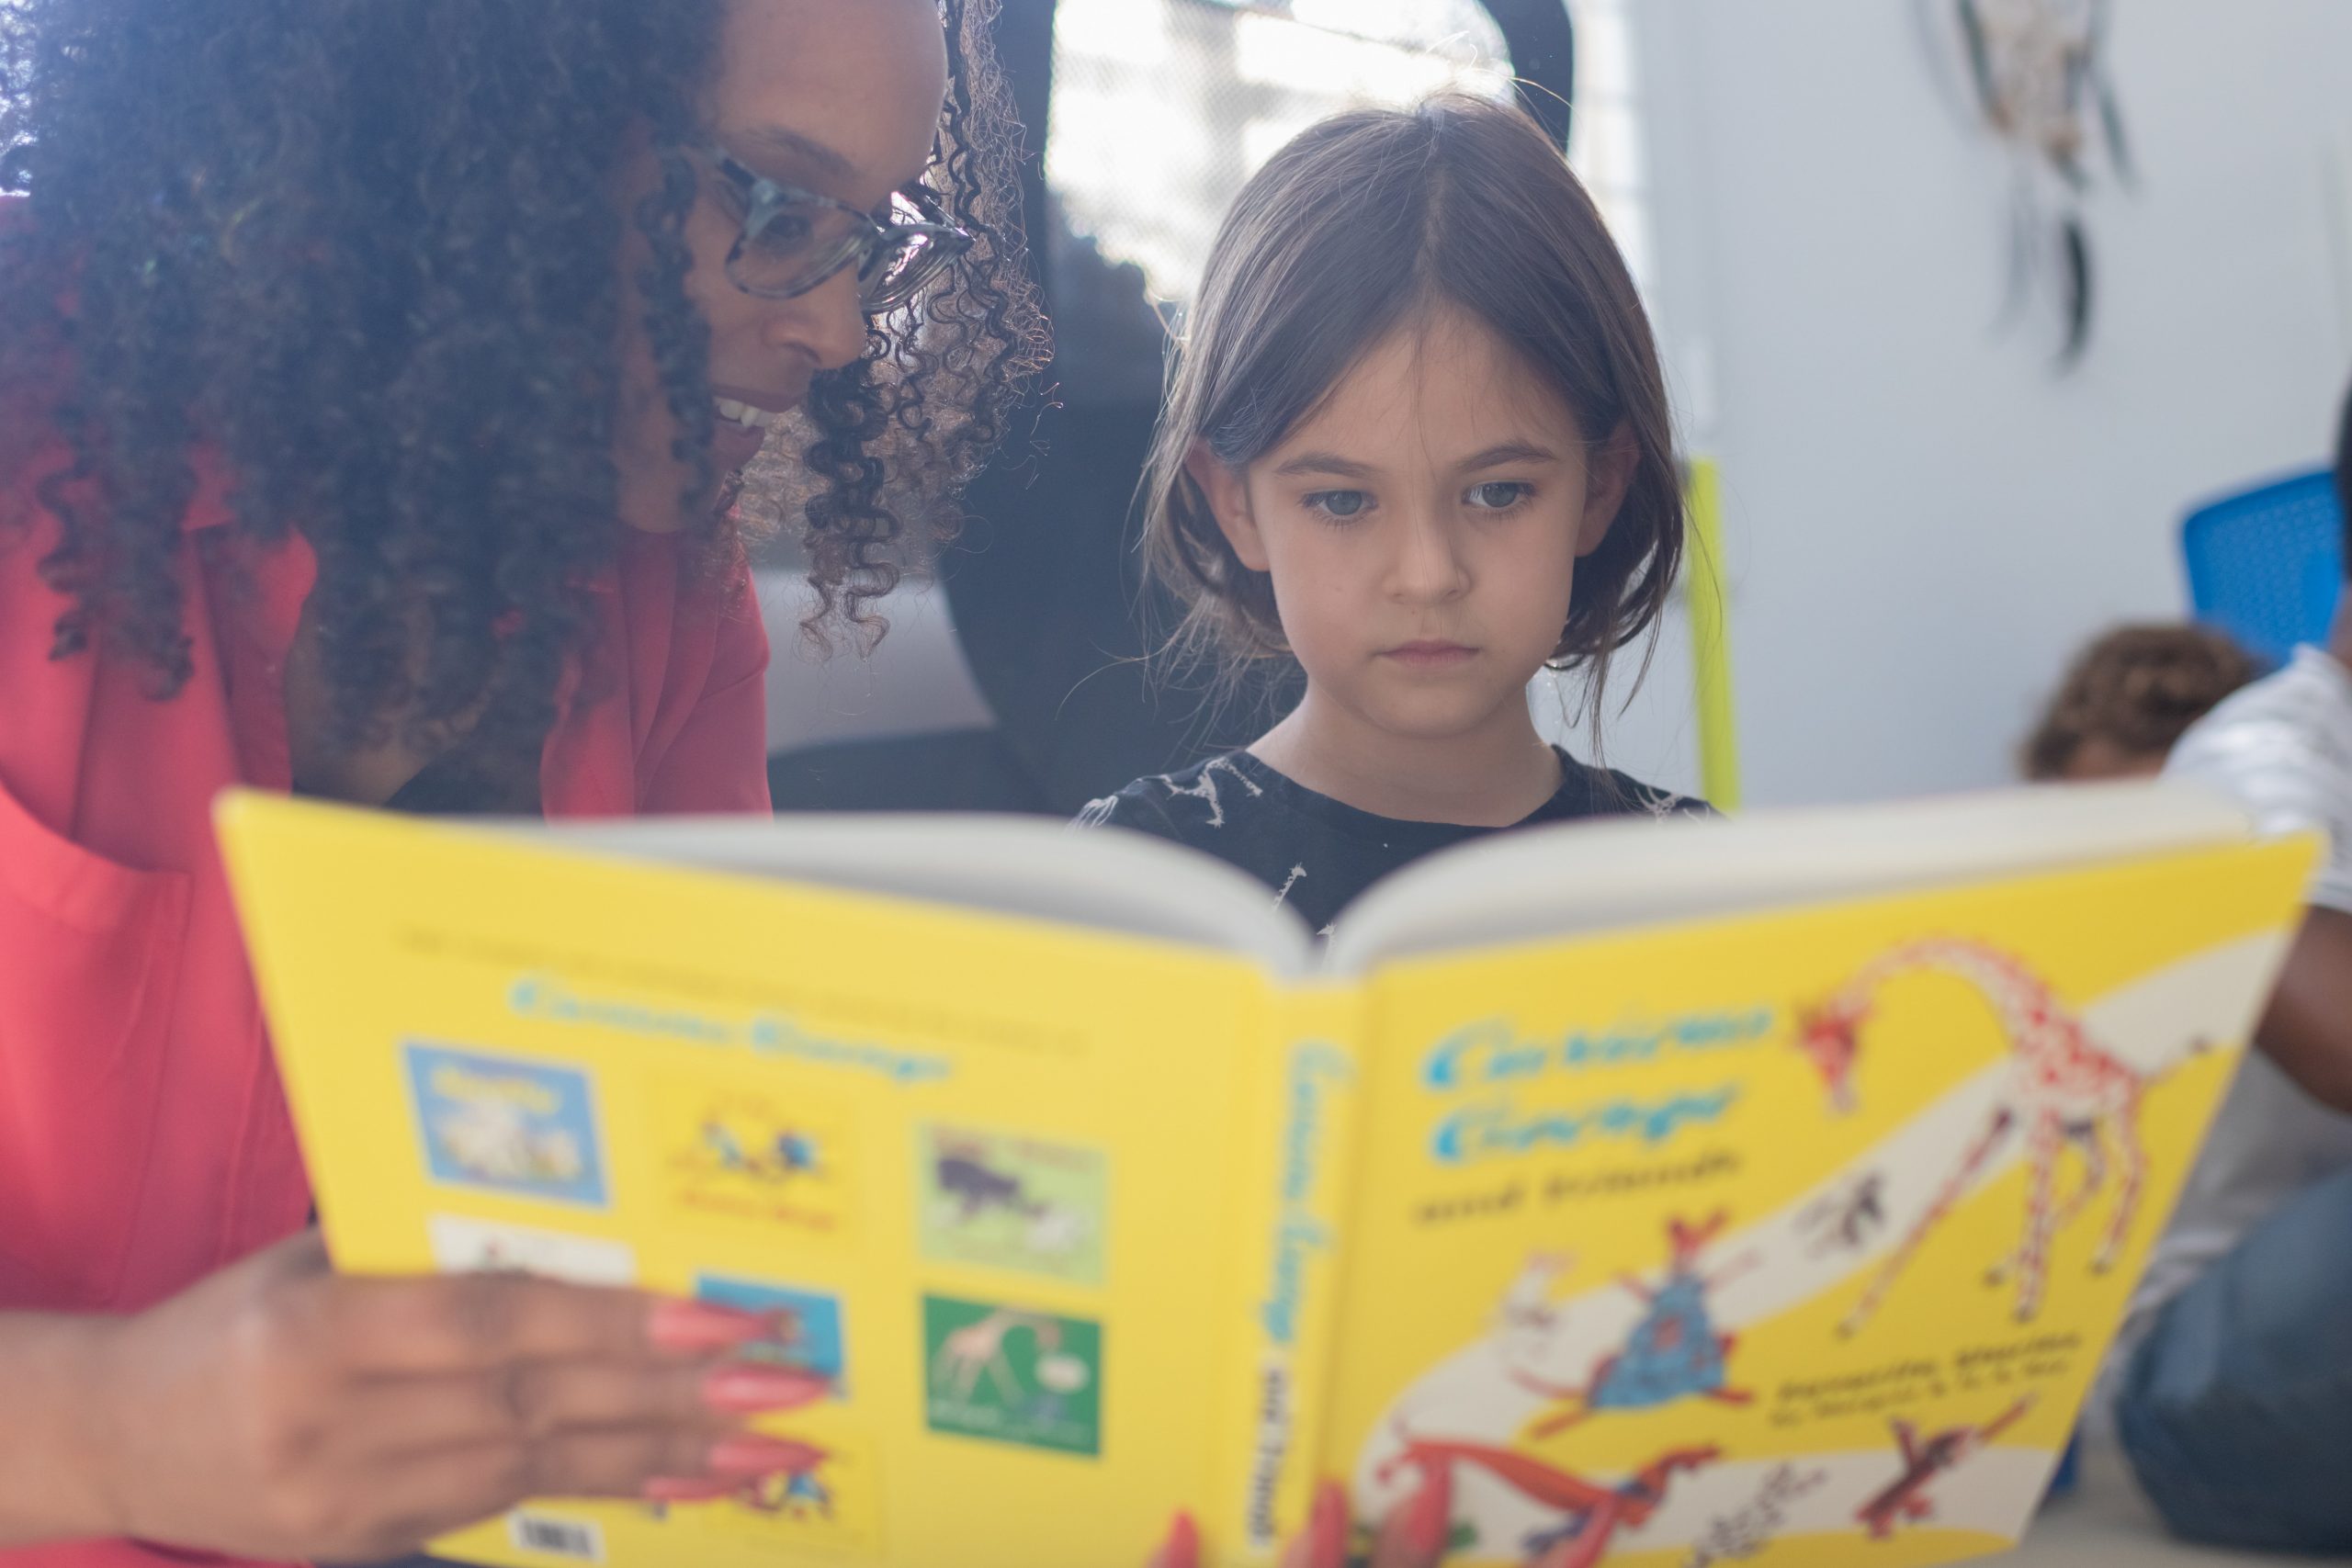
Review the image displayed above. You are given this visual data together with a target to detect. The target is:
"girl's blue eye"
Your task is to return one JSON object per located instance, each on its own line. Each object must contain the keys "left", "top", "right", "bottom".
{"left": 1306, "top": 491, "right": 1370, "bottom": 521}
{"left": 1467, "top": 481, "right": 1533, "bottom": 511}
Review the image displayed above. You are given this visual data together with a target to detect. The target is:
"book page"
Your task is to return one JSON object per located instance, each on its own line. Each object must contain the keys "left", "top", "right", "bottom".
{"left": 1309, "top": 836, "right": 2312, "bottom": 1568}
{"left": 531, "top": 813, "right": 1320, "bottom": 976}
{"left": 1324, "top": 781, "right": 2255, "bottom": 975}
{"left": 220, "top": 794, "right": 1305, "bottom": 1568}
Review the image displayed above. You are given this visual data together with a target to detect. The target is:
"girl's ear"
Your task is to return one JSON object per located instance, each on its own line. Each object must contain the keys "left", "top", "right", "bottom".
{"left": 1185, "top": 440, "right": 1270, "bottom": 573}
{"left": 1574, "top": 422, "right": 1641, "bottom": 558}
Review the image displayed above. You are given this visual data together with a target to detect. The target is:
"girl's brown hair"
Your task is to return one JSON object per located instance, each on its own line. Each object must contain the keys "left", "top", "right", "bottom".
{"left": 1142, "top": 94, "right": 1684, "bottom": 724}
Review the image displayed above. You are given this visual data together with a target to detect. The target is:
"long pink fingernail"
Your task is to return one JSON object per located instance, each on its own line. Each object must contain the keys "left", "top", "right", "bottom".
{"left": 1404, "top": 1463, "right": 1453, "bottom": 1560}
{"left": 649, "top": 1299, "right": 772, "bottom": 1352}
{"left": 1309, "top": 1481, "right": 1349, "bottom": 1568}
{"left": 708, "top": 1433, "right": 830, "bottom": 1476}
{"left": 701, "top": 1362, "right": 832, "bottom": 1413}
{"left": 642, "top": 1475, "right": 738, "bottom": 1503}
{"left": 1156, "top": 1510, "right": 1201, "bottom": 1568}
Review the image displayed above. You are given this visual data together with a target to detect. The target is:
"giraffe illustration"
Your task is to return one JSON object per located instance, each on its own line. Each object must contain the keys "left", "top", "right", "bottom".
{"left": 1792, "top": 938, "right": 2180, "bottom": 1332}
{"left": 931, "top": 1309, "right": 1060, "bottom": 1404}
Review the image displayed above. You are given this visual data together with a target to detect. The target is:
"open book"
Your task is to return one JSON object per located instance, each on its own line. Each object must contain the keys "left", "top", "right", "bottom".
{"left": 216, "top": 783, "right": 2315, "bottom": 1568}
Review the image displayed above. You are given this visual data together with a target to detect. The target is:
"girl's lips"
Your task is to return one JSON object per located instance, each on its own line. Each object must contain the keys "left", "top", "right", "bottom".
{"left": 1383, "top": 641, "right": 1478, "bottom": 666}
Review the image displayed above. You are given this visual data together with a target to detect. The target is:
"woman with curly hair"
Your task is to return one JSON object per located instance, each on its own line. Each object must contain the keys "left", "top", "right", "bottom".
{"left": 0, "top": 1, "right": 1044, "bottom": 1562}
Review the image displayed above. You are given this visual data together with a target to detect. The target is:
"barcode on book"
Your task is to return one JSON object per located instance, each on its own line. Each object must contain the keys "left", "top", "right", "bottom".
{"left": 508, "top": 1511, "right": 605, "bottom": 1562}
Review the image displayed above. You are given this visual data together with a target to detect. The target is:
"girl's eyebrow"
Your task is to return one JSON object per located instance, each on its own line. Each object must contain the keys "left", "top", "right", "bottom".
{"left": 1272, "top": 441, "right": 1564, "bottom": 480}
{"left": 1459, "top": 441, "right": 1562, "bottom": 470}
{"left": 1272, "top": 451, "right": 1379, "bottom": 479}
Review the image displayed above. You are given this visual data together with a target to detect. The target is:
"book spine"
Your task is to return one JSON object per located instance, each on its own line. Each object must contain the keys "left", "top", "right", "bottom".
{"left": 1209, "top": 982, "right": 1367, "bottom": 1567}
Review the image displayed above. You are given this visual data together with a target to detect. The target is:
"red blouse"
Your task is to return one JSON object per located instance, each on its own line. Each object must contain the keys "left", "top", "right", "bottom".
{"left": 0, "top": 417, "right": 770, "bottom": 1567}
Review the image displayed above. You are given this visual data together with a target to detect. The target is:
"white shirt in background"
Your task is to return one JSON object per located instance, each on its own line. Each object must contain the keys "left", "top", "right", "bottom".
{"left": 2120, "top": 647, "right": 2352, "bottom": 1354}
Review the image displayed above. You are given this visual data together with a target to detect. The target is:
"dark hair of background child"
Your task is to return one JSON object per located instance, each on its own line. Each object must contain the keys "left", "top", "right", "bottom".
{"left": 2021, "top": 624, "right": 2260, "bottom": 780}
{"left": 1138, "top": 93, "right": 1685, "bottom": 729}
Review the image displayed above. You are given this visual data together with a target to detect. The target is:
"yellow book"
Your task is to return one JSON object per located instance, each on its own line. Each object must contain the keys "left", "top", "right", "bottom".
{"left": 216, "top": 783, "right": 2316, "bottom": 1568}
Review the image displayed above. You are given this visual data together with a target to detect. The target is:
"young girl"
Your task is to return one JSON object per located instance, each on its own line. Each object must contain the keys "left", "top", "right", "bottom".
{"left": 1079, "top": 95, "right": 1703, "bottom": 931}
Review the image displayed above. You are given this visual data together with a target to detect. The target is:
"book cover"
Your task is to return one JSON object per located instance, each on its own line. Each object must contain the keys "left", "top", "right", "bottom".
{"left": 1313, "top": 840, "right": 2310, "bottom": 1567}
{"left": 215, "top": 793, "right": 2314, "bottom": 1568}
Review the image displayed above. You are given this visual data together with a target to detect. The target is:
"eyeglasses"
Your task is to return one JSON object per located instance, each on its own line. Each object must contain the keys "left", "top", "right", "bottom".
{"left": 701, "top": 144, "right": 972, "bottom": 312}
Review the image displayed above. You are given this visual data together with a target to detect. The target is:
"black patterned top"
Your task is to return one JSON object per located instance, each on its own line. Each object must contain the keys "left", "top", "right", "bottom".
{"left": 1076, "top": 746, "right": 1708, "bottom": 934}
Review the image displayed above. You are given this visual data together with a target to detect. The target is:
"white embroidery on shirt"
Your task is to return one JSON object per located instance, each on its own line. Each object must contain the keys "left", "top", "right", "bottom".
{"left": 1158, "top": 756, "right": 1262, "bottom": 829}
{"left": 1640, "top": 785, "right": 1690, "bottom": 821}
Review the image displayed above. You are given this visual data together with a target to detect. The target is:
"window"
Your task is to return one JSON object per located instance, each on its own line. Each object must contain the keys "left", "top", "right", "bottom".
{"left": 1562, "top": 0, "right": 1649, "bottom": 291}
{"left": 1047, "top": 0, "right": 1513, "bottom": 312}
{"left": 1046, "top": 0, "right": 1655, "bottom": 314}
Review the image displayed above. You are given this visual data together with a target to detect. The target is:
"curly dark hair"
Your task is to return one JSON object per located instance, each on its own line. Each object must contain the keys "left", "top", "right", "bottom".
{"left": 0, "top": 0, "right": 1043, "bottom": 760}
{"left": 2021, "top": 623, "right": 2258, "bottom": 780}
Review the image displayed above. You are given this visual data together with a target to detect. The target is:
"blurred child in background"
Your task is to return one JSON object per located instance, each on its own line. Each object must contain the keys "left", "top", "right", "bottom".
{"left": 2021, "top": 624, "right": 2256, "bottom": 784}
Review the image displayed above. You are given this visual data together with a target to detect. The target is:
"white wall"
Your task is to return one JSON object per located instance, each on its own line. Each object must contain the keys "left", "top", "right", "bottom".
{"left": 1606, "top": 0, "right": 2352, "bottom": 807}
{"left": 758, "top": 576, "right": 992, "bottom": 753}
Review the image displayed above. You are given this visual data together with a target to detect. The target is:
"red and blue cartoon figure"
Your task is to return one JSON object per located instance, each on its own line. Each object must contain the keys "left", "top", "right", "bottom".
{"left": 698, "top": 1116, "right": 821, "bottom": 1183}
{"left": 1516, "top": 1212, "right": 1757, "bottom": 1438}
{"left": 738, "top": 1441, "right": 838, "bottom": 1519}
{"left": 644, "top": 1438, "right": 838, "bottom": 1523}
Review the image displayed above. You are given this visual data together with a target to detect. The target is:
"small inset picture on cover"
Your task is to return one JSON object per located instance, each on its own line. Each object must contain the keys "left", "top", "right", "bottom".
{"left": 694, "top": 1272, "right": 850, "bottom": 1395}
{"left": 404, "top": 1043, "right": 608, "bottom": 1208}
{"left": 650, "top": 1077, "right": 853, "bottom": 1245}
{"left": 918, "top": 1124, "right": 1107, "bottom": 1286}
{"left": 427, "top": 1215, "right": 636, "bottom": 1286}
{"left": 922, "top": 1294, "right": 1102, "bottom": 1457}
{"left": 642, "top": 1423, "right": 882, "bottom": 1552}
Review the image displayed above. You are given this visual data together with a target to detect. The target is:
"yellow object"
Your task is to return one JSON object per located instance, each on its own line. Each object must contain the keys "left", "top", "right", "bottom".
{"left": 218, "top": 792, "right": 2313, "bottom": 1568}
{"left": 1686, "top": 456, "right": 1742, "bottom": 812}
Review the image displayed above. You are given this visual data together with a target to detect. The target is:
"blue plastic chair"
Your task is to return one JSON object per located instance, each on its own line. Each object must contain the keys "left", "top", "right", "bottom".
{"left": 2181, "top": 468, "right": 2346, "bottom": 670}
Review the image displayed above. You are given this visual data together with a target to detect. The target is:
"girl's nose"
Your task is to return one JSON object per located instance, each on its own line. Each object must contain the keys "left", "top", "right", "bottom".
{"left": 1388, "top": 510, "right": 1473, "bottom": 604}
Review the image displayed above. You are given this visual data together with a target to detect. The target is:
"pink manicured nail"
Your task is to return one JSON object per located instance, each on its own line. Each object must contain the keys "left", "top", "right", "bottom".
{"left": 1308, "top": 1481, "right": 1349, "bottom": 1568}
{"left": 700, "top": 1362, "right": 832, "bottom": 1413}
{"left": 707, "top": 1433, "right": 830, "bottom": 1476}
{"left": 648, "top": 1299, "right": 772, "bottom": 1352}
{"left": 1155, "top": 1510, "right": 1201, "bottom": 1568}
{"left": 641, "top": 1475, "right": 739, "bottom": 1503}
{"left": 1403, "top": 1463, "right": 1453, "bottom": 1560}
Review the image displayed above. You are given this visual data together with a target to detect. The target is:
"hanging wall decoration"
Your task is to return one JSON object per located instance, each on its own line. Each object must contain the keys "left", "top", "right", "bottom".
{"left": 1920, "top": 0, "right": 2133, "bottom": 368}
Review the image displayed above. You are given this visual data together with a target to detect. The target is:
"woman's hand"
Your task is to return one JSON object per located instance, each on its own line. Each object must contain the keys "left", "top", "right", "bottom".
{"left": 54, "top": 1230, "right": 822, "bottom": 1562}
{"left": 1151, "top": 1471, "right": 1454, "bottom": 1568}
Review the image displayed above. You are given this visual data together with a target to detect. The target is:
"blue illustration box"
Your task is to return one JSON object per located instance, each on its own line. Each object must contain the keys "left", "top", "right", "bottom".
{"left": 404, "top": 1043, "right": 609, "bottom": 1208}
{"left": 695, "top": 1272, "right": 850, "bottom": 1391}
